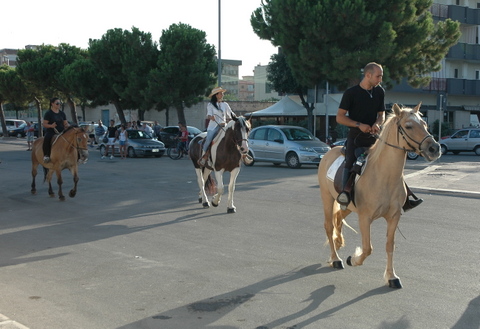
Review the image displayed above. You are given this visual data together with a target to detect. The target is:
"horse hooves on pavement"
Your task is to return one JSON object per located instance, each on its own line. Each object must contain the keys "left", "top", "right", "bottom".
{"left": 212, "top": 202, "right": 219, "bottom": 207}
{"left": 346, "top": 256, "right": 353, "bottom": 266}
{"left": 198, "top": 198, "right": 202, "bottom": 204}
{"left": 227, "top": 208, "right": 236, "bottom": 214}
{"left": 202, "top": 202, "right": 210, "bottom": 208}
{"left": 332, "top": 260, "right": 344, "bottom": 269}
{"left": 388, "top": 278, "right": 403, "bottom": 289}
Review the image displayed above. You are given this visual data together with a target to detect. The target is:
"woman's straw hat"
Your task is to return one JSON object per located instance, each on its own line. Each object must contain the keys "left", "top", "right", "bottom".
{"left": 209, "top": 86, "right": 227, "bottom": 98}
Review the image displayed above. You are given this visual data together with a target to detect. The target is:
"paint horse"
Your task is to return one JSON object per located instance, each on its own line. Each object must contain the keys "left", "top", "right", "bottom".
{"left": 189, "top": 115, "right": 251, "bottom": 213}
{"left": 31, "top": 126, "right": 89, "bottom": 200}
{"left": 318, "top": 103, "right": 440, "bottom": 288}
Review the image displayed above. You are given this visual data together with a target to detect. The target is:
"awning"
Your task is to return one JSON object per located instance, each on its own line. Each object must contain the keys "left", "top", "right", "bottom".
{"left": 463, "top": 106, "right": 480, "bottom": 112}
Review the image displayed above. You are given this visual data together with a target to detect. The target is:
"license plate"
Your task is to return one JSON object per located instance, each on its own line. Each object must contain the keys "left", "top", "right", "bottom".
{"left": 152, "top": 149, "right": 159, "bottom": 152}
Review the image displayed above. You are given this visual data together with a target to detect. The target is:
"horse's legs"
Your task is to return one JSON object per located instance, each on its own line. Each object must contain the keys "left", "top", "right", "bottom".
{"left": 69, "top": 167, "right": 79, "bottom": 198}
{"left": 211, "top": 170, "right": 225, "bottom": 208}
{"left": 31, "top": 164, "right": 38, "bottom": 194}
{"left": 347, "top": 215, "right": 373, "bottom": 267}
{"left": 225, "top": 168, "right": 240, "bottom": 213}
{"left": 55, "top": 170, "right": 65, "bottom": 201}
{"left": 384, "top": 215, "right": 402, "bottom": 288}
{"left": 196, "top": 168, "right": 210, "bottom": 208}
{"left": 322, "top": 191, "right": 344, "bottom": 268}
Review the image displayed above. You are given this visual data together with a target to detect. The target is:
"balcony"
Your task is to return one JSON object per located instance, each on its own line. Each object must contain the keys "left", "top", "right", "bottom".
{"left": 447, "top": 78, "right": 480, "bottom": 95}
{"left": 447, "top": 43, "right": 480, "bottom": 61}
{"left": 431, "top": 3, "right": 480, "bottom": 25}
{"left": 391, "top": 78, "right": 447, "bottom": 94}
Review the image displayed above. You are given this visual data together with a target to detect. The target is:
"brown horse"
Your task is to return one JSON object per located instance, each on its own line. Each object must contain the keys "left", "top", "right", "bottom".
{"left": 31, "top": 126, "right": 89, "bottom": 200}
{"left": 318, "top": 103, "right": 440, "bottom": 288}
{"left": 189, "top": 115, "right": 251, "bottom": 213}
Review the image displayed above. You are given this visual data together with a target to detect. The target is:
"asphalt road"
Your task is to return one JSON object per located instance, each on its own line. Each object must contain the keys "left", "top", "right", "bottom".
{"left": 0, "top": 138, "right": 479, "bottom": 329}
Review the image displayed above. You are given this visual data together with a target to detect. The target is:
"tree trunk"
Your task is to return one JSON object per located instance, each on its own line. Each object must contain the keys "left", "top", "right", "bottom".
{"left": 175, "top": 104, "right": 186, "bottom": 125}
{"left": 34, "top": 96, "right": 43, "bottom": 138}
{"left": 67, "top": 97, "right": 78, "bottom": 125}
{"left": 0, "top": 101, "right": 7, "bottom": 137}
{"left": 298, "top": 92, "right": 314, "bottom": 134}
{"left": 112, "top": 100, "right": 127, "bottom": 125}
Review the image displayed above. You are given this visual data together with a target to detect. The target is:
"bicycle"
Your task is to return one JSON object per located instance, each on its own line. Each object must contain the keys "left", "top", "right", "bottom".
{"left": 167, "top": 139, "right": 189, "bottom": 160}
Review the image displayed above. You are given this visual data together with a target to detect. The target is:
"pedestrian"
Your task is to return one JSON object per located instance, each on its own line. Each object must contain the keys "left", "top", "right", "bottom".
{"left": 103, "top": 119, "right": 117, "bottom": 159}
{"left": 153, "top": 121, "right": 162, "bottom": 139}
{"left": 178, "top": 122, "right": 189, "bottom": 156}
{"left": 118, "top": 124, "right": 128, "bottom": 159}
{"left": 95, "top": 120, "right": 106, "bottom": 146}
{"left": 143, "top": 122, "right": 153, "bottom": 136}
{"left": 88, "top": 121, "right": 95, "bottom": 147}
{"left": 198, "top": 86, "right": 233, "bottom": 167}
{"left": 24, "top": 121, "right": 35, "bottom": 151}
{"left": 42, "top": 98, "right": 69, "bottom": 163}
{"left": 335, "top": 62, "right": 422, "bottom": 211}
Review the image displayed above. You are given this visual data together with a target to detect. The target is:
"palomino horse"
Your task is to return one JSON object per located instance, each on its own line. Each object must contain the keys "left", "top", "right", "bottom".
{"left": 31, "top": 126, "right": 89, "bottom": 200}
{"left": 318, "top": 103, "right": 440, "bottom": 288}
{"left": 189, "top": 115, "right": 251, "bottom": 213}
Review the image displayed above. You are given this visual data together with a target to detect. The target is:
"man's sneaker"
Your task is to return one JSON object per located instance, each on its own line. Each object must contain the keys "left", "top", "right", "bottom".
{"left": 337, "top": 191, "right": 350, "bottom": 210}
{"left": 101, "top": 156, "right": 106, "bottom": 159}
{"left": 43, "top": 156, "right": 50, "bottom": 163}
{"left": 402, "top": 197, "right": 423, "bottom": 212}
{"left": 110, "top": 155, "right": 114, "bottom": 159}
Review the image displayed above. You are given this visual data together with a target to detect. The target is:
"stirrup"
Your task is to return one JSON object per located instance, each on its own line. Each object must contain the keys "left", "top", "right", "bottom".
{"left": 337, "top": 191, "right": 350, "bottom": 210}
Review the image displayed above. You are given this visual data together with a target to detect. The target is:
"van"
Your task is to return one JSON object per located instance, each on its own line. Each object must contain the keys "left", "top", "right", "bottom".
{"left": 0, "top": 119, "right": 27, "bottom": 136}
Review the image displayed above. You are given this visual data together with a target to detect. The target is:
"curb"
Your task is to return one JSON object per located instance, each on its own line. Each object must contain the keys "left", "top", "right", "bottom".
{"left": 411, "top": 186, "right": 480, "bottom": 199}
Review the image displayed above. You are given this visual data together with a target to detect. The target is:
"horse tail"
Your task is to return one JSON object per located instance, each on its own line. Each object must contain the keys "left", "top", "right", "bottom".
{"left": 43, "top": 166, "right": 49, "bottom": 183}
{"left": 204, "top": 171, "right": 217, "bottom": 195}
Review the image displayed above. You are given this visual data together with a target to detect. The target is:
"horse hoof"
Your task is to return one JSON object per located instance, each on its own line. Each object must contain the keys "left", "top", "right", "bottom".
{"left": 346, "top": 256, "right": 353, "bottom": 266}
{"left": 59, "top": 197, "right": 65, "bottom": 201}
{"left": 69, "top": 191, "right": 76, "bottom": 198}
{"left": 332, "top": 260, "right": 344, "bottom": 269}
{"left": 198, "top": 198, "right": 202, "bottom": 204}
{"left": 212, "top": 202, "right": 218, "bottom": 207}
{"left": 388, "top": 278, "right": 402, "bottom": 289}
{"left": 202, "top": 202, "right": 210, "bottom": 208}
{"left": 227, "top": 208, "right": 236, "bottom": 213}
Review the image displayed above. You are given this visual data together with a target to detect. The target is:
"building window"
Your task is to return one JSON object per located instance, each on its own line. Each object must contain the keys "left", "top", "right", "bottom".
{"left": 476, "top": 70, "right": 480, "bottom": 80}
{"left": 454, "top": 69, "right": 459, "bottom": 78}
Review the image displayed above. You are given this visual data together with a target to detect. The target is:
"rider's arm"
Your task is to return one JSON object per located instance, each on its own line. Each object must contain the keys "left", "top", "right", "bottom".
{"left": 336, "top": 108, "right": 371, "bottom": 133}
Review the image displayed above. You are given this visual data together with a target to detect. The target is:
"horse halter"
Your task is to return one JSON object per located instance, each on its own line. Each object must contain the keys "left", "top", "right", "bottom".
{"left": 231, "top": 118, "right": 249, "bottom": 153}
{"left": 57, "top": 127, "right": 89, "bottom": 153}
{"left": 377, "top": 115, "right": 434, "bottom": 156}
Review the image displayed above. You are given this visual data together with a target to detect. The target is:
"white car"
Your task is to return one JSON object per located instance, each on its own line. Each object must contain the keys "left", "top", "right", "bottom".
{"left": 0, "top": 119, "right": 27, "bottom": 136}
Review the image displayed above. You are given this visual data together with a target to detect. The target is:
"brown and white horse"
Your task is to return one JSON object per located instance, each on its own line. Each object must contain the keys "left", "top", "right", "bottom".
{"left": 318, "top": 103, "right": 440, "bottom": 288}
{"left": 31, "top": 126, "right": 89, "bottom": 200}
{"left": 189, "top": 115, "right": 251, "bottom": 213}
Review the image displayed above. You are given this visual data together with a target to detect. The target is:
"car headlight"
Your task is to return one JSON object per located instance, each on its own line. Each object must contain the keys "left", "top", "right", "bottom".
{"left": 299, "top": 147, "right": 315, "bottom": 152}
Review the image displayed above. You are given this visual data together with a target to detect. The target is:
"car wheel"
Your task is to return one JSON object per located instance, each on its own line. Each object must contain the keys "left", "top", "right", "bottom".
{"left": 406, "top": 151, "right": 418, "bottom": 160}
{"left": 440, "top": 144, "right": 447, "bottom": 155}
{"left": 244, "top": 151, "right": 254, "bottom": 166}
{"left": 286, "top": 152, "right": 301, "bottom": 169}
{"left": 127, "top": 147, "right": 137, "bottom": 158}
{"left": 99, "top": 145, "right": 106, "bottom": 156}
{"left": 475, "top": 146, "right": 480, "bottom": 156}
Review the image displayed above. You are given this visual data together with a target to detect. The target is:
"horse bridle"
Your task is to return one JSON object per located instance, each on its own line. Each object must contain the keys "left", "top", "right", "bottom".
{"left": 376, "top": 117, "right": 434, "bottom": 156}
{"left": 56, "top": 127, "right": 89, "bottom": 154}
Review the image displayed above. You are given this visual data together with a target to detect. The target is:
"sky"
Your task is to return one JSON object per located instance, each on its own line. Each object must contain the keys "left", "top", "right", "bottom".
{"left": 2, "top": 0, "right": 278, "bottom": 78}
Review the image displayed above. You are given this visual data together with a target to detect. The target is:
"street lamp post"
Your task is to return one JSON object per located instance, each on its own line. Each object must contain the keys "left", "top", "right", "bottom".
{"left": 217, "top": 0, "right": 222, "bottom": 87}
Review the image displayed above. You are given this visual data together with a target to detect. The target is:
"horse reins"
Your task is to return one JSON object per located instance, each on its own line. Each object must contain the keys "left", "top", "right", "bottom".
{"left": 54, "top": 127, "right": 88, "bottom": 154}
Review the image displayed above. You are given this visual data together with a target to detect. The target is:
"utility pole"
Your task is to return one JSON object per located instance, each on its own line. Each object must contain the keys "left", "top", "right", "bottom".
{"left": 217, "top": 0, "right": 222, "bottom": 87}
{"left": 439, "top": 94, "right": 443, "bottom": 141}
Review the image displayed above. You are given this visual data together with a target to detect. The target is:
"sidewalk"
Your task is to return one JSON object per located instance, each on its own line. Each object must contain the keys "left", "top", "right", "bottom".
{"left": 405, "top": 161, "right": 480, "bottom": 199}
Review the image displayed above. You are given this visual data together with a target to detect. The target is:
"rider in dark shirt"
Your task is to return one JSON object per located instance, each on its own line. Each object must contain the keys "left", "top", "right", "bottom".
{"left": 42, "top": 98, "right": 68, "bottom": 163}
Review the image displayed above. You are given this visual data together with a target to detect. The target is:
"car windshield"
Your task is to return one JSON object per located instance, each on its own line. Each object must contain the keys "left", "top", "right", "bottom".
{"left": 280, "top": 127, "right": 314, "bottom": 141}
{"left": 128, "top": 130, "right": 152, "bottom": 139}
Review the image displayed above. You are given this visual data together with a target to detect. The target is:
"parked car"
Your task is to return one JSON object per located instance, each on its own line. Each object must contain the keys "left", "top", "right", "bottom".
{"left": 8, "top": 122, "right": 29, "bottom": 137}
{"left": 99, "top": 129, "right": 165, "bottom": 158}
{"left": 330, "top": 137, "right": 419, "bottom": 160}
{"left": 0, "top": 119, "right": 26, "bottom": 136}
{"left": 158, "top": 125, "right": 203, "bottom": 148}
{"left": 246, "top": 125, "right": 331, "bottom": 168}
{"left": 440, "top": 127, "right": 480, "bottom": 155}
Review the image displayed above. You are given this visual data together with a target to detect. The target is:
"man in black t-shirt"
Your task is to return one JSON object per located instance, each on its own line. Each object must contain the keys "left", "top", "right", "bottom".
{"left": 336, "top": 63, "right": 422, "bottom": 211}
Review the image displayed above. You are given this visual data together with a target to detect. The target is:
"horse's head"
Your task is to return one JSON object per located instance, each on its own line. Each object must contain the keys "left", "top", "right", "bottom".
{"left": 229, "top": 116, "right": 251, "bottom": 155}
{"left": 392, "top": 103, "right": 441, "bottom": 162}
{"left": 71, "top": 127, "right": 89, "bottom": 164}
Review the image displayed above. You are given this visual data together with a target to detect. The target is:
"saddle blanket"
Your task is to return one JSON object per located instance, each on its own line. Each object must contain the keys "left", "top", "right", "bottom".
{"left": 327, "top": 155, "right": 344, "bottom": 181}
